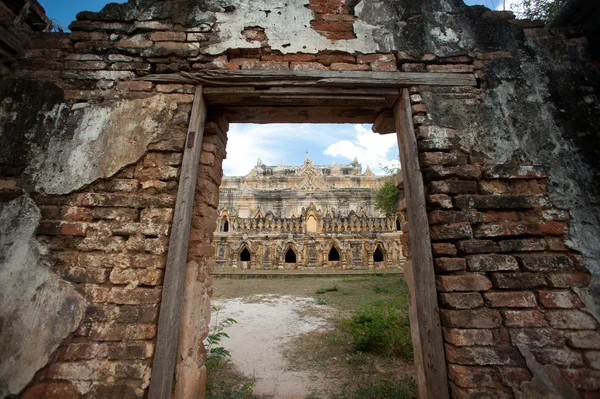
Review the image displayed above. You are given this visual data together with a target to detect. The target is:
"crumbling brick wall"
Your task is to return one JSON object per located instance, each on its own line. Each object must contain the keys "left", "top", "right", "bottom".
{"left": 0, "top": 0, "right": 599, "bottom": 398}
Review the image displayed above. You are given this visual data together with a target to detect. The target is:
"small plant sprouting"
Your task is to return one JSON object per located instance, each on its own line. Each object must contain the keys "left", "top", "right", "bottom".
{"left": 205, "top": 314, "right": 237, "bottom": 361}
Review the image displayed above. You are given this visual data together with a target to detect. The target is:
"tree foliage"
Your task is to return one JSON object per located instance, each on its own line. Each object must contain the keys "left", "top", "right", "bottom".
{"left": 375, "top": 167, "right": 401, "bottom": 218}
{"left": 511, "top": 0, "right": 567, "bottom": 23}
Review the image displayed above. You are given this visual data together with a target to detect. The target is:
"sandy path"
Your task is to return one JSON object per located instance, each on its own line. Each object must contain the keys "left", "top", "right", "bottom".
{"left": 211, "top": 295, "right": 334, "bottom": 398}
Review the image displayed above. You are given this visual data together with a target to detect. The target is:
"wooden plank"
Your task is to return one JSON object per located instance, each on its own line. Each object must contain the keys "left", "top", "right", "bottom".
{"left": 210, "top": 105, "right": 385, "bottom": 124}
{"left": 141, "top": 70, "right": 477, "bottom": 88}
{"left": 372, "top": 110, "right": 396, "bottom": 134}
{"left": 148, "top": 86, "right": 207, "bottom": 399}
{"left": 393, "top": 88, "right": 449, "bottom": 399}
{"left": 203, "top": 87, "right": 397, "bottom": 107}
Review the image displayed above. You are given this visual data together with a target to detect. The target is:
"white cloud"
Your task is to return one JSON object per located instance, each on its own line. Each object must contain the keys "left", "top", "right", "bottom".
{"left": 222, "top": 123, "right": 353, "bottom": 176}
{"left": 324, "top": 124, "right": 400, "bottom": 175}
{"left": 496, "top": 0, "right": 520, "bottom": 11}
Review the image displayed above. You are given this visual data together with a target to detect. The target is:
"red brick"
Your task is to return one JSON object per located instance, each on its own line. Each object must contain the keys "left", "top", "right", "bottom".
{"left": 107, "top": 342, "right": 154, "bottom": 359}
{"left": 427, "top": 194, "right": 453, "bottom": 209}
{"left": 430, "top": 223, "right": 473, "bottom": 241}
{"left": 437, "top": 274, "right": 492, "bottom": 292}
{"left": 262, "top": 53, "right": 317, "bottom": 62}
{"left": 401, "top": 63, "right": 426, "bottom": 72}
{"left": 370, "top": 61, "right": 397, "bottom": 71}
{"left": 241, "top": 60, "right": 289, "bottom": 70}
{"left": 539, "top": 290, "right": 583, "bottom": 308}
{"left": 357, "top": 53, "right": 396, "bottom": 63}
{"left": 443, "top": 328, "right": 496, "bottom": 346}
{"left": 547, "top": 310, "right": 597, "bottom": 330}
{"left": 546, "top": 237, "right": 569, "bottom": 251}
{"left": 419, "top": 151, "right": 468, "bottom": 167}
{"left": 428, "top": 180, "right": 478, "bottom": 195}
{"left": 60, "top": 222, "right": 87, "bottom": 236}
{"left": 546, "top": 272, "right": 591, "bottom": 288}
{"left": 566, "top": 331, "right": 600, "bottom": 349}
{"left": 454, "top": 195, "right": 535, "bottom": 210}
{"left": 329, "top": 62, "right": 369, "bottom": 71}
{"left": 532, "top": 348, "right": 584, "bottom": 367}
{"left": 517, "top": 254, "right": 575, "bottom": 272}
{"left": 483, "top": 291, "right": 537, "bottom": 308}
{"left": 458, "top": 239, "right": 499, "bottom": 254}
{"left": 561, "top": 369, "right": 600, "bottom": 390}
{"left": 90, "top": 323, "right": 156, "bottom": 341}
{"left": 106, "top": 287, "right": 161, "bottom": 305}
{"left": 426, "top": 64, "right": 474, "bottom": 73}
{"left": 448, "top": 364, "right": 497, "bottom": 388}
{"left": 290, "top": 62, "right": 327, "bottom": 71}
{"left": 498, "top": 367, "right": 533, "bottom": 389}
{"left": 435, "top": 257, "right": 466, "bottom": 272}
{"left": 491, "top": 272, "right": 546, "bottom": 289}
{"left": 509, "top": 328, "right": 564, "bottom": 347}
{"left": 441, "top": 309, "right": 502, "bottom": 328}
{"left": 61, "top": 206, "right": 93, "bottom": 221}
{"left": 499, "top": 238, "right": 547, "bottom": 252}
{"left": 502, "top": 310, "right": 548, "bottom": 327}
{"left": 65, "top": 61, "right": 108, "bottom": 70}
{"left": 445, "top": 344, "right": 525, "bottom": 366}
{"left": 440, "top": 292, "right": 484, "bottom": 309}
{"left": 314, "top": 51, "right": 355, "bottom": 66}
{"left": 467, "top": 255, "right": 518, "bottom": 272}
{"left": 432, "top": 243, "right": 457, "bottom": 257}
{"left": 428, "top": 210, "right": 468, "bottom": 225}
{"left": 473, "top": 222, "right": 530, "bottom": 238}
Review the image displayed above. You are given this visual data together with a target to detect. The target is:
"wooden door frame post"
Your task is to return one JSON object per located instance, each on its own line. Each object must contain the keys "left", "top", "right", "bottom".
{"left": 393, "top": 88, "right": 449, "bottom": 399}
{"left": 149, "top": 86, "right": 207, "bottom": 399}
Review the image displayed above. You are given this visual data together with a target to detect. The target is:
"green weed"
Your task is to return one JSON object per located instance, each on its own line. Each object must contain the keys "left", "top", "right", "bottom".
{"left": 341, "top": 300, "right": 413, "bottom": 359}
{"left": 316, "top": 284, "right": 340, "bottom": 294}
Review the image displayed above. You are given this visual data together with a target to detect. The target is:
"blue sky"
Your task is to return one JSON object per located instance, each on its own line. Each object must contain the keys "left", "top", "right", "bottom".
{"left": 39, "top": 0, "right": 515, "bottom": 176}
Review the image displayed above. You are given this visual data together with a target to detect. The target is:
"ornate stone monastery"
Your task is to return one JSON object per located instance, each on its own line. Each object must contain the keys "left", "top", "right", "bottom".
{"left": 215, "top": 155, "right": 404, "bottom": 269}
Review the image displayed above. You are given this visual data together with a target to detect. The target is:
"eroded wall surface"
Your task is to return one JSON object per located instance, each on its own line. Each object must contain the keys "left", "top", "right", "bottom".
{"left": 0, "top": 0, "right": 598, "bottom": 398}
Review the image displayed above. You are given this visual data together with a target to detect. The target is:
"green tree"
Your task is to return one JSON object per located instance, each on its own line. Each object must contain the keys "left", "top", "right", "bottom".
{"left": 375, "top": 167, "right": 401, "bottom": 218}
{"left": 511, "top": 0, "right": 567, "bottom": 23}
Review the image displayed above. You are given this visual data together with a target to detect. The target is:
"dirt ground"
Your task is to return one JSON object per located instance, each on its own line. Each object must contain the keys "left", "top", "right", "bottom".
{"left": 209, "top": 276, "right": 416, "bottom": 399}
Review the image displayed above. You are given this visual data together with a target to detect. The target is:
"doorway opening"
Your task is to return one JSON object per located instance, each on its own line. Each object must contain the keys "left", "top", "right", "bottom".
{"left": 285, "top": 248, "right": 296, "bottom": 263}
{"left": 239, "top": 246, "right": 250, "bottom": 262}
{"left": 374, "top": 245, "right": 384, "bottom": 262}
{"left": 328, "top": 246, "right": 340, "bottom": 261}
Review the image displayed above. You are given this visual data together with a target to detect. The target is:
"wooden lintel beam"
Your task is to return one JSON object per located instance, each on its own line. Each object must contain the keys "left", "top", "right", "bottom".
{"left": 140, "top": 70, "right": 477, "bottom": 88}
{"left": 372, "top": 110, "right": 396, "bottom": 134}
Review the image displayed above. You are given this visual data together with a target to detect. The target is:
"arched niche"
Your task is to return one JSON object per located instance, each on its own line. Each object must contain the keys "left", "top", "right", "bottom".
{"left": 328, "top": 246, "right": 340, "bottom": 261}
{"left": 284, "top": 247, "right": 297, "bottom": 263}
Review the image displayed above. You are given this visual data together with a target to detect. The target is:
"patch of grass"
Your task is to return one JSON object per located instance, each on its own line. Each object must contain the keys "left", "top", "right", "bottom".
{"left": 342, "top": 298, "right": 413, "bottom": 359}
{"left": 316, "top": 284, "right": 340, "bottom": 294}
{"left": 205, "top": 357, "right": 258, "bottom": 399}
{"left": 332, "top": 376, "right": 416, "bottom": 399}
{"left": 372, "top": 284, "right": 393, "bottom": 294}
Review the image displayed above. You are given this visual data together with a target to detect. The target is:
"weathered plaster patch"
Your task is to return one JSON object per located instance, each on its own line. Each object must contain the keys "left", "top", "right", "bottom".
{"left": 0, "top": 195, "right": 86, "bottom": 397}
{"left": 200, "top": 0, "right": 397, "bottom": 54}
{"left": 26, "top": 94, "right": 176, "bottom": 195}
